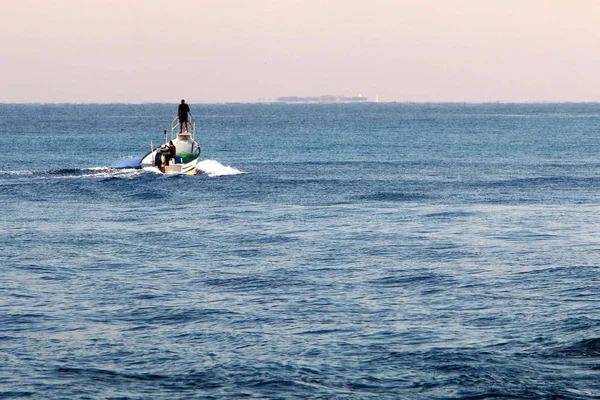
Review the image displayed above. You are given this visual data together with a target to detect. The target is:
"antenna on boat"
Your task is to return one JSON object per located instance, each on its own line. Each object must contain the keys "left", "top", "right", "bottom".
{"left": 164, "top": 129, "right": 168, "bottom": 144}
{"left": 189, "top": 113, "right": 194, "bottom": 138}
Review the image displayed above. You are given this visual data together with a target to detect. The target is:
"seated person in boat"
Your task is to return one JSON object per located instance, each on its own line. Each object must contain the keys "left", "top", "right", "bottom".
{"left": 168, "top": 141, "right": 176, "bottom": 162}
{"left": 155, "top": 144, "right": 172, "bottom": 171}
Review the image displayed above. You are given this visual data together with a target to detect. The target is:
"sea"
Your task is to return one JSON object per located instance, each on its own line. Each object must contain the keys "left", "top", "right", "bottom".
{"left": 1, "top": 102, "right": 599, "bottom": 399}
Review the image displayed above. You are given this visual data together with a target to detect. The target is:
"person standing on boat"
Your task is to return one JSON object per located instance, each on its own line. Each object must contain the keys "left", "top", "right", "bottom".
{"left": 178, "top": 99, "right": 190, "bottom": 133}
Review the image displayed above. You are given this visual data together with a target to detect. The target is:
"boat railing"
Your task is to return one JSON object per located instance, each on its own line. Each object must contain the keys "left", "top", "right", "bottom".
{"left": 169, "top": 114, "right": 196, "bottom": 141}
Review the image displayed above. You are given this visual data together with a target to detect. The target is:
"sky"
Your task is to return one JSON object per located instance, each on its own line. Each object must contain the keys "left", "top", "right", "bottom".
{"left": 1, "top": 0, "right": 600, "bottom": 103}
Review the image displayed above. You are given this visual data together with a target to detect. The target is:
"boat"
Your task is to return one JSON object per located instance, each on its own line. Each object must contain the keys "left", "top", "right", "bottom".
{"left": 140, "top": 114, "right": 201, "bottom": 175}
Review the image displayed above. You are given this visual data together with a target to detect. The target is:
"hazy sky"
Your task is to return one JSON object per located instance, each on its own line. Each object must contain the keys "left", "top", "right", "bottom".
{"left": 1, "top": 0, "right": 599, "bottom": 103}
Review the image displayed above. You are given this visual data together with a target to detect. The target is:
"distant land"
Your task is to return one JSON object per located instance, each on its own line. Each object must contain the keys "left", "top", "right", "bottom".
{"left": 274, "top": 94, "right": 370, "bottom": 103}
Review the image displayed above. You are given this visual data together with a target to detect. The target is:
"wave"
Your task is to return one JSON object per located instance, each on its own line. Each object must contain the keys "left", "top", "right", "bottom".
{"left": 83, "top": 167, "right": 143, "bottom": 178}
{"left": 197, "top": 160, "right": 245, "bottom": 177}
{"left": 110, "top": 156, "right": 143, "bottom": 169}
{"left": 109, "top": 152, "right": 245, "bottom": 178}
{"left": 357, "top": 191, "right": 429, "bottom": 202}
{"left": 0, "top": 167, "right": 143, "bottom": 179}
{"left": 556, "top": 337, "right": 600, "bottom": 357}
{"left": 0, "top": 159, "right": 243, "bottom": 180}
{"left": 0, "top": 169, "right": 36, "bottom": 176}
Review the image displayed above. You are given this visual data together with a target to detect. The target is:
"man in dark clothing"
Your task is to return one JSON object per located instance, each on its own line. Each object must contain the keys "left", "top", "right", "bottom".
{"left": 168, "top": 140, "right": 176, "bottom": 161}
{"left": 178, "top": 99, "right": 190, "bottom": 133}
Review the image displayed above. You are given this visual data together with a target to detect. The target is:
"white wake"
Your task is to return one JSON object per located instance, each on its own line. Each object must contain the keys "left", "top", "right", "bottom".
{"left": 197, "top": 160, "right": 245, "bottom": 177}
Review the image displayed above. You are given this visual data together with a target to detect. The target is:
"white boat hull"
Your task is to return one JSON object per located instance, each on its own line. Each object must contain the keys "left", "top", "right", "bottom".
{"left": 140, "top": 132, "right": 201, "bottom": 175}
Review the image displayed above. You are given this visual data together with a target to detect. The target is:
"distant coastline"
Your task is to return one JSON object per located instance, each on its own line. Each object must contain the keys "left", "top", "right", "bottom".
{"left": 274, "top": 94, "right": 369, "bottom": 104}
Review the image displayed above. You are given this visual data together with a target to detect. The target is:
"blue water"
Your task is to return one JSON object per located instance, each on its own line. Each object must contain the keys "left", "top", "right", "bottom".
{"left": 1, "top": 103, "right": 600, "bottom": 399}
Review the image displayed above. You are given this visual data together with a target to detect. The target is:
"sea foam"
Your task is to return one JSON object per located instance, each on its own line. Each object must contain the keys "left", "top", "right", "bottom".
{"left": 197, "top": 160, "right": 244, "bottom": 177}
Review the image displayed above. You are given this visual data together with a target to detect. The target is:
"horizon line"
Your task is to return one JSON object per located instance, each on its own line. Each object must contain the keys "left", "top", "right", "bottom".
{"left": 2, "top": 100, "right": 600, "bottom": 105}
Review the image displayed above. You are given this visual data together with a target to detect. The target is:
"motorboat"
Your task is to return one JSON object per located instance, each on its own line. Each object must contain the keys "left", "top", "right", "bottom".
{"left": 140, "top": 114, "right": 201, "bottom": 175}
